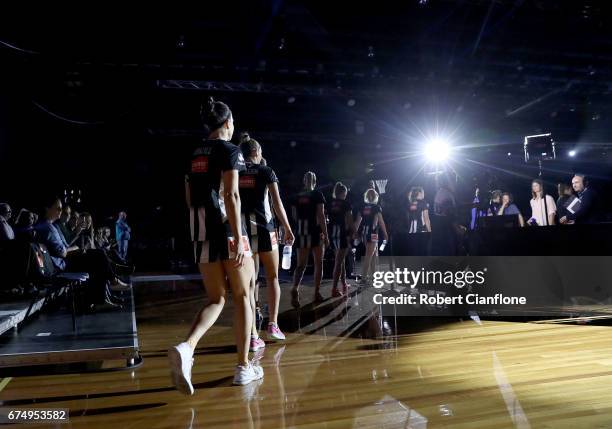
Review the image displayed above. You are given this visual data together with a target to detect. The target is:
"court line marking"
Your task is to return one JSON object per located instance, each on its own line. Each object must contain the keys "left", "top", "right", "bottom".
{"left": 0, "top": 377, "right": 12, "bottom": 393}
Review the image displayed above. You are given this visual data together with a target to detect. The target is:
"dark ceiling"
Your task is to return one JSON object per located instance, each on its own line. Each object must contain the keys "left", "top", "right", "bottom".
{"left": 1, "top": 1, "right": 611, "bottom": 215}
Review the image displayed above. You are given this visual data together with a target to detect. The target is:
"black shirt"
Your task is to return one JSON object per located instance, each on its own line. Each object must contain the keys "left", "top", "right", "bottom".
{"left": 328, "top": 198, "right": 352, "bottom": 229}
{"left": 407, "top": 199, "right": 429, "bottom": 233}
{"left": 292, "top": 190, "right": 326, "bottom": 235}
{"left": 188, "top": 139, "right": 246, "bottom": 231}
{"left": 567, "top": 188, "right": 598, "bottom": 224}
{"left": 360, "top": 203, "right": 382, "bottom": 231}
{"left": 556, "top": 195, "right": 576, "bottom": 221}
{"left": 239, "top": 161, "right": 278, "bottom": 229}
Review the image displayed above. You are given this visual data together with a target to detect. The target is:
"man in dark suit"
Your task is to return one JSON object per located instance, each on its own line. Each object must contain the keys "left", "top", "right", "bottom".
{"left": 560, "top": 174, "right": 598, "bottom": 224}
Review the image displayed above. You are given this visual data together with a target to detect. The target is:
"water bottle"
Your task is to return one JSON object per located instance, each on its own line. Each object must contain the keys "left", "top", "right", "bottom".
{"left": 281, "top": 245, "right": 292, "bottom": 270}
{"left": 379, "top": 240, "right": 387, "bottom": 252}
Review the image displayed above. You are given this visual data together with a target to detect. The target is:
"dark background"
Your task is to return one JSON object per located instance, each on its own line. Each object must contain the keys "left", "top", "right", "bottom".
{"left": 1, "top": 1, "right": 611, "bottom": 260}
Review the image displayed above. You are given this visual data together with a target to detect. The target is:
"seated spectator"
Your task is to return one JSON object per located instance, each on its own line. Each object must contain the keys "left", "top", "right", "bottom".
{"left": 498, "top": 192, "right": 525, "bottom": 227}
{"left": 64, "top": 210, "right": 82, "bottom": 246}
{"left": 487, "top": 190, "right": 502, "bottom": 216}
{"left": 75, "top": 212, "right": 95, "bottom": 251}
{"left": 35, "top": 196, "right": 127, "bottom": 312}
{"left": 13, "top": 209, "right": 37, "bottom": 242}
{"left": 560, "top": 174, "right": 599, "bottom": 225}
{"left": 56, "top": 205, "right": 73, "bottom": 242}
{"left": 95, "top": 227, "right": 111, "bottom": 251}
{"left": 556, "top": 183, "right": 576, "bottom": 224}
{"left": 0, "top": 203, "right": 15, "bottom": 241}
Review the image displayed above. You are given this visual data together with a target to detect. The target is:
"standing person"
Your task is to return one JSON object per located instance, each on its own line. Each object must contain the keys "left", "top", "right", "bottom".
{"left": 528, "top": 179, "right": 556, "bottom": 226}
{"left": 498, "top": 192, "right": 525, "bottom": 227}
{"left": 291, "top": 171, "right": 329, "bottom": 307}
{"left": 328, "top": 182, "right": 353, "bottom": 297}
{"left": 353, "top": 189, "right": 388, "bottom": 284}
{"left": 0, "top": 203, "right": 14, "bottom": 241}
{"left": 115, "top": 211, "right": 131, "bottom": 261}
{"left": 239, "top": 133, "right": 295, "bottom": 346}
{"left": 168, "top": 96, "right": 259, "bottom": 395}
{"left": 405, "top": 186, "right": 431, "bottom": 256}
{"left": 560, "top": 174, "right": 599, "bottom": 224}
{"left": 556, "top": 183, "right": 576, "bottom": 223}
{"left": 406, "top": 187, "right": 431, "bottom": 233}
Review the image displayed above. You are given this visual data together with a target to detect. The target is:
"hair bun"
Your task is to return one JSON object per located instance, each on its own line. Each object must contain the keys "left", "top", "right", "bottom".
{"left": 240, "top": 132, "right": 251, "bottom": 144}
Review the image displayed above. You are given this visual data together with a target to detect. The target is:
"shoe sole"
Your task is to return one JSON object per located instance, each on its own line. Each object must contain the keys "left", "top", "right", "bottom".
{"left": 267, "top": 332, "right": 286, "bottom": 341}
{"left": 168, "top": 347, "right": 194, "bottom": 395}
{"left": 249, "top": 344, "right": 266, "bottom": 352}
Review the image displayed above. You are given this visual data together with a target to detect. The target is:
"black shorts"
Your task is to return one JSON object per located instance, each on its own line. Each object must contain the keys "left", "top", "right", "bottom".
{"left": 329, "top": 224, "right": 349, "bottom": 250}
{"left": 242, "top": 214, "right": 279, "bottom": 254}
{"left": 362, "top": 225, "right": 380, "bottom": 243}
{"left": 191, "top": 208, "right": 252, "bottom": 264}
{"left": 297, "top": 233, "right": 321, "bottom": 249}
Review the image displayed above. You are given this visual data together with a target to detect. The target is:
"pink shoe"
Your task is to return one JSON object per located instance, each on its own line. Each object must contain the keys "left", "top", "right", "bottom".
{"left": 267, "top": 323, "right": 286, "bottom": 341}
{"left": 250, "top": 336, "right": 266, "bottom": 352}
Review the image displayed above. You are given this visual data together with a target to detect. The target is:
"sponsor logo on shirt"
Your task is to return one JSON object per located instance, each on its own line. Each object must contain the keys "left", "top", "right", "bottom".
{"left": 239, "top": 175, "right": 256, "bottom": 188}
{"left": 192, "top": 156, "right": 209, "bottom": 173}
{"left": 299, "top": 196, "right": 311, "bottom": 205}
{"left": 363, "top": 207, "right": 372, "bottom": 215}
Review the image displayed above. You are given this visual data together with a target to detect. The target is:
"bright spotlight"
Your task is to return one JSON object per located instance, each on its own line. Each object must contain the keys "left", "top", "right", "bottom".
{"left": 568, "top": 150, "right": 576, "bottom": 157}
{"left": 423, "top": 138, "right": 451, "bottom": 163}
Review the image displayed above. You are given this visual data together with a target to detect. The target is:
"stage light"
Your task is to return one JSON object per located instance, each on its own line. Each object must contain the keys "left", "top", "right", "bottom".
{"left": 347, "top": 99, "right": 356, "bottom": 107}
{"left": 569, "top": 150, "right": 576, "bottom": 157}
{"left": 507, "top": 152, "right": 512, "bottom": 156}
{"left": 423, "top": 138, "right": 451, "bottom": 163}
{"left": 287, "top": 96, "right": 296, "bottom": 104}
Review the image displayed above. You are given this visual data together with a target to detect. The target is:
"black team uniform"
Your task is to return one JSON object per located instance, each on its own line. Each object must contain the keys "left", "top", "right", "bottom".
{"left": 328, "top": 198, "right": 352, "bottom": 250}
{"left": 238, "top": 161, "right": 280, "bottom": 253}
{"left": 360, "top": 203, "right": 382, "bottom": 243}
{"left": 188, "top": 139, "right": 251, "bottom": 263}
{"left": 292, "top": 190, "right": 326, "bottom": 248}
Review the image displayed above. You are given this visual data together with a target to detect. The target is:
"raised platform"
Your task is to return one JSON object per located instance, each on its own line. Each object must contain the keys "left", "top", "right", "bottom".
{"left": 0, "top": 289, "right": 139, "bottom": 368}
{"left": 0, "top": 287, "right": 68, "bottom": 336}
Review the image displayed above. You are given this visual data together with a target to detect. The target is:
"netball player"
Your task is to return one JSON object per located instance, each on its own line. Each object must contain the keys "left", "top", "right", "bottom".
{"left": 353, "top": 188, "right": 388, "bottom": 284}
{"left": 291, "top": 171, "right": 329, "bottom": 306}
{"left": 239, "top": 133, "right": 295, "bottom": 346}
{"left": 328, "top": 182, "right": 353, "bottom": 297}
{"left": 169, "top": 97, "right": 260, "bottom": 394}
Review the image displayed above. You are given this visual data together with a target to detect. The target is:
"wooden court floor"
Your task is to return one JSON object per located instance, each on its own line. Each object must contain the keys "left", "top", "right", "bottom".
{"left": 2, "top": 278, "right": 612, "bottom": 428}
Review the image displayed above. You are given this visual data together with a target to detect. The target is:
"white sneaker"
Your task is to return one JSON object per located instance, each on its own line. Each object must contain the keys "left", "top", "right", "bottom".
{"left": 233, "top": 362, "right": 264, "bottom": 386}
{"left": 168, "top": 342, "right": 195, "bottom": 395}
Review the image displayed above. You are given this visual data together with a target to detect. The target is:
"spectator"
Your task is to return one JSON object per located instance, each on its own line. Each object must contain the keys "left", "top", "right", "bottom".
{"left": 498, "top": 192, "right": 525, "bottom": 227}
{"left": 64, "top": 211, "right": 83, "bottom": 245}
{"left": 560, "top": 174, "right": 599, "bottom": 224}
{"left": 115, "top": 211, "right": 131, "bottom": 261}
{"left": 35, "top": 196, "right": 126, "bottom": 311}
{"left": 76, "top": 212, "right": 96, "bottom": 251}
{"left": 528, "top": 179, "right": 556, "bottom": 226}
{"left": 95, "top": 227, "right": 115, "bottom": 252}
{"left": 0, "top": 203, "right": 15, "bottom": 241}
{"left": 56, "top": 205, "right": 73, "bottom": 243}
{"left": 556, "top": 183, "right": 576, "bottom": 223}
{"left": 13, "top": 209, "right": 36, "bottom": 241}
{"left": 487, "top": 190, "right": 502, "bottom": 216}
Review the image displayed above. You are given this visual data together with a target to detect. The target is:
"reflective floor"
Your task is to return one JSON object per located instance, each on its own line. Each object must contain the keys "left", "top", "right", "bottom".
{"left": 2, "top": 275, "right": 612, "bottom": 428}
